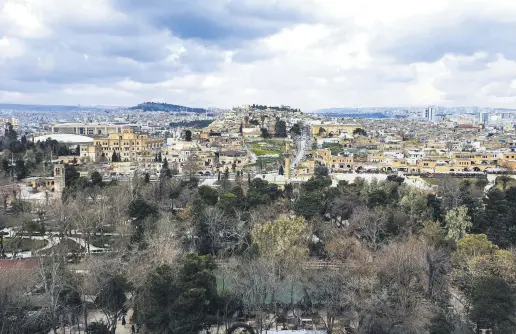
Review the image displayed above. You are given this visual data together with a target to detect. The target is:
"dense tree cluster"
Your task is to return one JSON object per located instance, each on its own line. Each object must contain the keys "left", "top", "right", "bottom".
{"left": 250, "top": 104, "right": 300, "bottom": 112}
{"left": 0, "top": 124, "right": 79, "bottom": 180}
{"left": 3, "top": 166, "right": 516, "bottom": 333}
{"left": 131, "top": 102, "right": 206, "bottom": 114}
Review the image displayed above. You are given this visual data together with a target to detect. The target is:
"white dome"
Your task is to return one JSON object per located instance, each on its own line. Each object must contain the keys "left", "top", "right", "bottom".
{"left": 34, "top": 134, "right": 94, "bottom": 144}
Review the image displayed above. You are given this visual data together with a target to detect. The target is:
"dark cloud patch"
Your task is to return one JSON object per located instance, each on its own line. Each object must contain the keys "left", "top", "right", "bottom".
{"left": 372, "top": 19, "right": 516, "bottom": 63}
{"left": 112, "top": 0, "right": 310, "bottom": 45}
{"left": 0, "top": 29, "right": 227, "bottom": 92}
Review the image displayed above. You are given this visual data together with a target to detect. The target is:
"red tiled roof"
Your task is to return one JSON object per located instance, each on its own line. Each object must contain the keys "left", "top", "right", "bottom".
{"left": 0, "top": 259, "right": 40, "bottom": 270}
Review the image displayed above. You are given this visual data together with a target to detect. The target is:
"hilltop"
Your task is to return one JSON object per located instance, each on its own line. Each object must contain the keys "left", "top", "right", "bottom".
{"left": 130, "top": 102, "right": 206, "bottom": 113}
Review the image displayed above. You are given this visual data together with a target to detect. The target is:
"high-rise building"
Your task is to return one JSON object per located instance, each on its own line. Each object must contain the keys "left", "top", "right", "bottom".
{"left": 424, "top": 106, "right": 435, "bottom": 122}
{"left": 479, "top": 112, "right": 489, "bottom": 125}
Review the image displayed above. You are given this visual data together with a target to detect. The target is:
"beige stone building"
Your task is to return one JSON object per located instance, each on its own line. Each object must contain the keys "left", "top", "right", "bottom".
{"left": 80, "top": 129, "right": 163, "bottom": 163}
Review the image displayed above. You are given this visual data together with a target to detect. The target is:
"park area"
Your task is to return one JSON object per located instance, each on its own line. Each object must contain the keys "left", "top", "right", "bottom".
{"left": 250, "top": 139, "right": 285, "bottom": 156}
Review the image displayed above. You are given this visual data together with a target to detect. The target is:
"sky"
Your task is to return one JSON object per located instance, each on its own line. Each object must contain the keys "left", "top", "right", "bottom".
{"left": 1, "top": 0, "right": 516, "bottom": 111}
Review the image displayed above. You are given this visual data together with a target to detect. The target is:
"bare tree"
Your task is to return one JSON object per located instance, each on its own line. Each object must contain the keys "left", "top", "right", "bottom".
{"left": 361, "top": 238, "right": 436, "bottom": 333}
{"left": 348, "top": 206, "right": 388, "bottom": 251}
{"left": 37, "top": 256, "right": 81, "bottom": 334}
{"left": 226, "top": 258, "right": 280, "bottom": 331}
{"left": 183, "top": 154, "right": 200, "bottom": 179}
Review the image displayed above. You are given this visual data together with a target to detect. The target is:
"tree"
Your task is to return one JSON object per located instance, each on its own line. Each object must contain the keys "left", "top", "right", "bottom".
{"left": 183, "top": 154, "right": 200, "bottom": 179}
{"left": 274, "top": 119, "right": 287, "bottom": 137}
{"left": 111, "top": 151, "right": 119, "bottom": 162}
{"left": 37, "top": 256, "right": 82, "bottom": 334}
{"left": 247, "top": 178, "right": 280, "bottom": 208}
{"left": 251, "top": 216, "right": 309, "bottom": 268}
{"left": 387, "top": 174, "right": 404, "bottom": 184}
{"left": 14, "top": 160, "right": 28, "bottom": 180}
{"left": 94, "top": 274, "right": 130, "bottom": 334}
{"left": 143, "top": 173, "right": 150, "bottom": 183}
{"left": 348, "top": 206, "right": 388, "bottom": 251}
{"left": 353, "top": 127, "right": 367, "bottom": 136}
{"left": 470, "top": 276, "right": 516, "bottom": 332}
{"left": 295, "top": 191, "right": 324, "bottom": 219}
{"left": 91, "top": 171, "right": 103, "bottom": 187}
{"left": 290, "top": 123, "right": 301, "bottom": 136}
{"left": 278, "top": 164, "right": 284, "bottom": 176}
{"left": 185, "top": 130, "right": 192, "bottom": 142}
{"left": 160, "top": 158, "right": 172, "bottom": 179}
{"left": 497, "top": 175, "right": 511, "bottom": 192}
{"left": 260, "top": 128, "right": 270, "bottom": 138}
{"left": 444, "top": 206, "right": 471, "bottom": 241}
{"left": 128, "top": 198, "right": 158, "bottom": 246}
{"left": 198, "top": 185, "right": 218, "bottom": 205}
{"left": 136, "top": 254, "right": 219, "bottom": 334}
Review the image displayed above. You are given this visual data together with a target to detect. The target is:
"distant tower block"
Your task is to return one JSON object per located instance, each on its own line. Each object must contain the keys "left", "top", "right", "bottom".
{"left": 53, "top": 164, "right": 66, "bottom": 195}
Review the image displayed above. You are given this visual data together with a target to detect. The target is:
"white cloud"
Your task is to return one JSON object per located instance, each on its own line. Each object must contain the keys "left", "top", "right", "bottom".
{"left": 1, "top": 0, "right": 516, "bottom": 110}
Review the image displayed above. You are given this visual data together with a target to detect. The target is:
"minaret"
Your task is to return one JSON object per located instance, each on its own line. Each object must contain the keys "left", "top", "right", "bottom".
{"left": 284, "top": 139, "right": 291, "bottom": 182}
{"left": 53, "top": 164, "right": 66, "bottom": 195}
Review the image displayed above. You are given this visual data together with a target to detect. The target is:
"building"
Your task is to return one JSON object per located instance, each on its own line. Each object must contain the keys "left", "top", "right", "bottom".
{"left": 51, "top": 123, "right": 136, "bottom": 135}
{"left": 87, "top": 128, "right": 164, "bottom": 162}
{"left": 53, "top": 164, "right": 65, "bottom": 195}
{"left": 33, "top": 134, "right": 94, "bottom": 147}
{"left": 311, "top": 124, "right": 362, "bottom": 137}
{"left": 479, "top": 112, "right": 489, "bottom": 126}
{"left": 0, "top": 117, "right": 19, "bottom": 128}
{"left": 425, "top": 106, "right": 435, "bottom": 122}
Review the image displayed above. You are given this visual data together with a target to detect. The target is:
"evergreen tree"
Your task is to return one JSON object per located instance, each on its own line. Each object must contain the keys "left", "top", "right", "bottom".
{"left": 14, "top": 160, "right": 28, "bottom": 180}
{"left": 279, "top": 165, "right": 284, "bottom": 176}
{"left": 274, "top": 119, "right": 287, "bottom": 137}
{"left": 136, "top": 254, "right": 219, "bottom": 334}
{"left": 470, "top": 276, "right": 516, "bottom": 332}
{"left": 90, "top": 171, "right": 103, "bottom": 187}
{"left": 111, "top": 151, "right": 119, "bottom": 162}
{"left": 185, "top": 130, "right": 192, "bottom": 141}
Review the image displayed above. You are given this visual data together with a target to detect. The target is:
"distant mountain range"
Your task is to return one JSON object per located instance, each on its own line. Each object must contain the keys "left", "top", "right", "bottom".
{"left": 130, "top": 102, "right": 206, "bottom": 113}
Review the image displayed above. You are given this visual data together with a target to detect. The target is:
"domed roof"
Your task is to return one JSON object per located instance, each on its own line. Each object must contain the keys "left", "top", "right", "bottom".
{"left": 33, "top": 134, "right": 94, "bottom": 144}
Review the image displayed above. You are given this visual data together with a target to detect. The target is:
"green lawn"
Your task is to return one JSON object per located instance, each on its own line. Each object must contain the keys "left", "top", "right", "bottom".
{"left": 495, "top": 177, "right": 516, "bottom": 190}
{"left": 321, "top": 142, "right": 344, "bottom": 155}
{"left": 421, "top": 177, "right": 487, "bottom": 187}
{"left": 248, "top": 156, "right": 283, "bottom": 171}
{"left": 2, "top": 238, "right": 48, "bottom": 252}
{"left": 420, "top": 177, "right": 440, "bottom": 186}
{"left": 250, "top": 140, "right": 284, "bottom": 156}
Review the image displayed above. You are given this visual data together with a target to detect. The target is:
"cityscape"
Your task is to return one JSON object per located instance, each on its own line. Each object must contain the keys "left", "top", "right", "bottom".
{"left": 2, "top": 0, "right": 516, "bottom": 334}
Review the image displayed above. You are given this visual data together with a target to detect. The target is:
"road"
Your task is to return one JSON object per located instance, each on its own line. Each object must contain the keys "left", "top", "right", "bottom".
{"left": 291, "top": 125, "right": 311, "bottom": 171}
{"left": 243, "top": 139, "right": 257, "bottom": 163}
{"left": 1, "top": 227, "right": 108, "bottom": 259}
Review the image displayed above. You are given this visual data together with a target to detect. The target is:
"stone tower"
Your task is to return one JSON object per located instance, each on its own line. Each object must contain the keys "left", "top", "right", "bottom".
{"left": 53, "top": 164, "right": 66, "bottom": 195}
{"left": 284, "top": 139, "right": 291, "bottom": 182}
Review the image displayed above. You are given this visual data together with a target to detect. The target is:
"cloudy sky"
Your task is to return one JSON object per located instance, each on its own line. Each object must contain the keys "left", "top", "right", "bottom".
{"left": 1, "top": 0, "right": 516, "bottom": 110}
